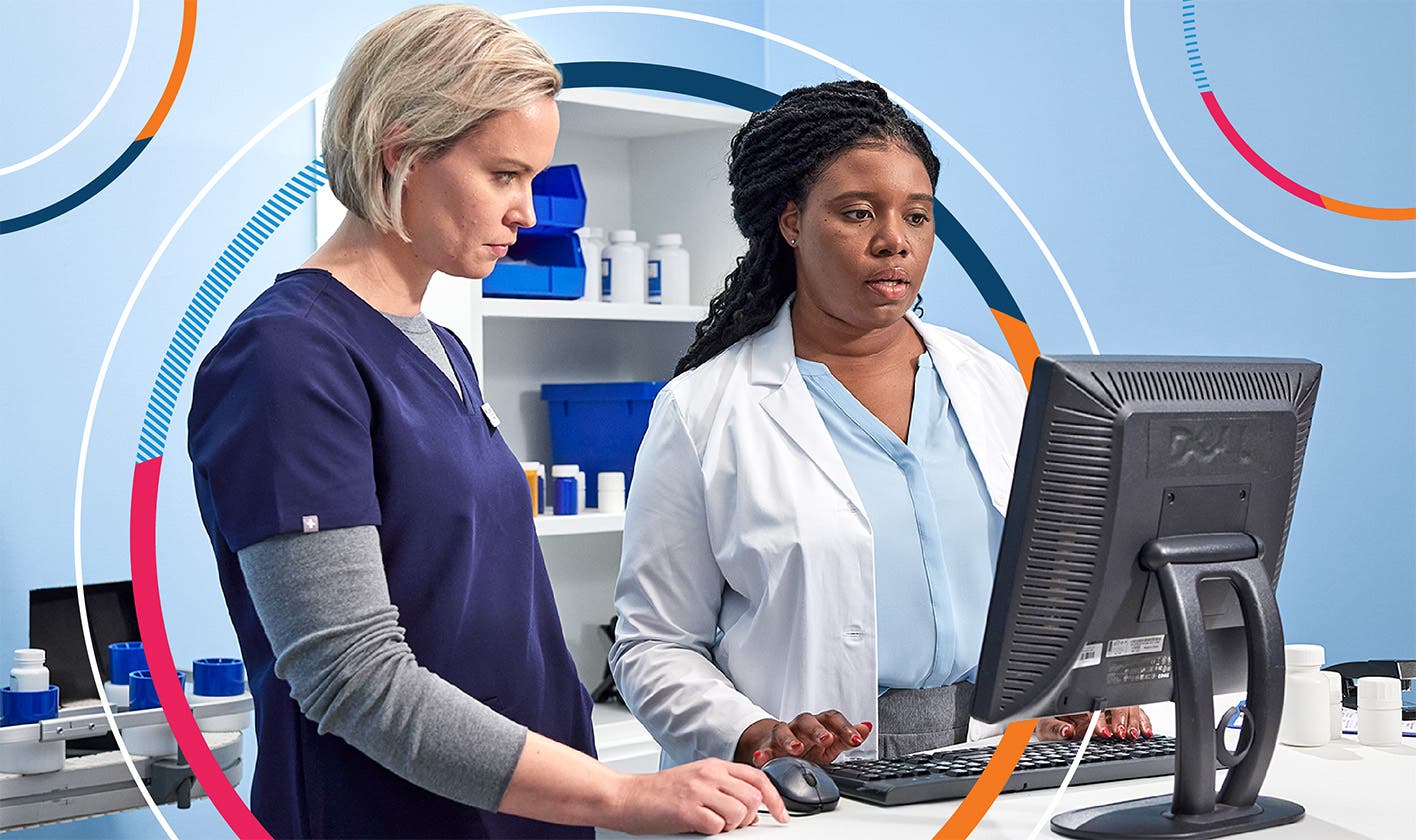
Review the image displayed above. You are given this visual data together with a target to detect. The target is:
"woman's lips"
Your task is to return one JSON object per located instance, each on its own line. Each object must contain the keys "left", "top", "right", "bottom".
{"left": 865, "top": 267, "right": 911, "bottom": 300}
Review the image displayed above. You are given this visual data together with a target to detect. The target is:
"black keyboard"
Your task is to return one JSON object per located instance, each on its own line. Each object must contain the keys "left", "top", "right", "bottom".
{"left": 825, "top": 735, "right": 1181, "bottom": 806}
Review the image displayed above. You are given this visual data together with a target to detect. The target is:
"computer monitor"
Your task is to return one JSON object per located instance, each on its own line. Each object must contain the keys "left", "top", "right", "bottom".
{"left": 973, "top": 355, "right": 1321, "bottom": 839}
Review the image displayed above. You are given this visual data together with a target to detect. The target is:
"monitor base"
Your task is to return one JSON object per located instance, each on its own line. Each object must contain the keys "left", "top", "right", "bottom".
{"left": 1051, "top": 794, "right": 1304, "bottom": 839}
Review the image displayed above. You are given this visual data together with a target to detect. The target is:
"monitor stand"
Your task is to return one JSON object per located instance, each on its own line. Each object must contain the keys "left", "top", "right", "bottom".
{"left": 1051, "top": 533, "right": 1305, "bottom": 839}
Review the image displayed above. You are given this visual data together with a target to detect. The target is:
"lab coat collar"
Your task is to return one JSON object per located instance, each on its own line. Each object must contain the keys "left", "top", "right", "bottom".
{"left": 750, "top": 297, "right": 865, "bottom": 512}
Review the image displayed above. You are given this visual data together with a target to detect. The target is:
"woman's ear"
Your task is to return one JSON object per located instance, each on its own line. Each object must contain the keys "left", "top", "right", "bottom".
{"left": 778, "top": 200, "right": 801, "bottom": 248}
{"left": 381, "top": 126, "right": 410, "bottom": 177}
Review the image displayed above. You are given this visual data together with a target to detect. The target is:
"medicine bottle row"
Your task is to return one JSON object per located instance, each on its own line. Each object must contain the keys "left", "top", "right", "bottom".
{"left": 2, "top": 645, "right": 249, "bottom": 773}
{"left": 520, "top": 462, "right": 626, "bottom": 516}
{"left": 576, "top": 227, "right": 691, "bottom": 306}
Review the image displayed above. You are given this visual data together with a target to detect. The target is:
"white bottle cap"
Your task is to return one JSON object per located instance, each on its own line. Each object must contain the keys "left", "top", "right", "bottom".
{"left": 1323, "top": 670, "right": 1342, "bottom": 701}
{"left": 14, "top": 649, "right": 44, "bottom": 665}
{"left": 1284, "top": 644, "right": 1324, "bottom": 668}
{"left": 1357, "top": 676, "right": 1401, "bottom": 710}
{"left": 551, "top": 464, "right": 580, "bottom": 477}
{"left": 577, "top": 226, "right": 604, "bottom": 239}
{"left": 518, "top": 461, "right": 538, "bottom": 471}
{"left": 609, "top": 229, "right": 637, "bottom": 243}
{"left": 598, "top": 472, "right": 626, "bottom": 493}
{"left": 654, "top": 233, "right": 682, "bottom": 246}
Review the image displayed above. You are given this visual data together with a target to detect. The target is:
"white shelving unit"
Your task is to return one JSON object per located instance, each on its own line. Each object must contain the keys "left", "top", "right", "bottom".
{"left": 533, "top": 510, "right": 626, "bottom": 537}
{"left": 315, "top": 87, "right": 746, "bottom": 764}
{"left": 481, "top": 298, "right": 706, "bottom": 323}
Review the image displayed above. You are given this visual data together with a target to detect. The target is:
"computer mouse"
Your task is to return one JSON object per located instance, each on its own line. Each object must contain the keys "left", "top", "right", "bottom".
{"left": 761, "top": 756, "right": 840, "bottom": 815}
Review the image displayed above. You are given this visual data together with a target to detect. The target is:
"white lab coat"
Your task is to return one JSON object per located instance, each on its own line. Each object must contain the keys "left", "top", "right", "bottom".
{"left": 610, "top": 300, "right": 1027, "bottom": 766}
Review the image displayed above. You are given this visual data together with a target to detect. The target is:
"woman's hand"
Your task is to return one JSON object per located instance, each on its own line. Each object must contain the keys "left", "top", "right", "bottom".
{"left": 735, "top": 711, "right": 873, "bottom": 767}
{"left": 1036, "top": 706, "right": 1154, "bottom": 741}
{"left": 609, "top": 758, "right": 789, "bottom": 835}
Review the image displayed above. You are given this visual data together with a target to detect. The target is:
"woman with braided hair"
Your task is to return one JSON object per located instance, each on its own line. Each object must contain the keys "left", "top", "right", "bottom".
{"left": 611, "top": 80, "right": 1151, "bottom": 769}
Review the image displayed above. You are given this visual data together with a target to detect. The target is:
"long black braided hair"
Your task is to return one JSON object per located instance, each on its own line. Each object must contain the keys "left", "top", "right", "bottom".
{"left": 675, "top": 79, "right": 941, "bottom": 375}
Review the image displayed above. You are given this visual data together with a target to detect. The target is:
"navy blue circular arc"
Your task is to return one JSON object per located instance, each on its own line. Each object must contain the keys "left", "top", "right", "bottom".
{"left": 0, "top": 139, "right": 150, "bottom": 234}
{"left": 558, "top": 61, "right": 1026, "bottom": 323}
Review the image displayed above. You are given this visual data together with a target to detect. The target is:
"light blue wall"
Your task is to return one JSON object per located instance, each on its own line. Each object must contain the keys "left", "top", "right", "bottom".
{"left": 2, "top": 1, "right": 1412, "bottom": 837}
{"left": 761, "top": 0, "right": 1416, "bottom": 665}
{"left": 0, "top": 2, "right": 765, "bottom": 837}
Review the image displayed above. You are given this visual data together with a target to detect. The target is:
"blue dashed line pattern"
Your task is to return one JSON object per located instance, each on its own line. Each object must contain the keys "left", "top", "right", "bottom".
{"left": 137, "top": 159, "right": 327, "bottom": 463}
{"left": 1182, "top": 1, "right": 1210, "bottom": 91}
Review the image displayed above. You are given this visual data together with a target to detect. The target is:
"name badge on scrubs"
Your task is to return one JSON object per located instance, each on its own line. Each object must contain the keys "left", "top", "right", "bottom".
{"left": 481, "top": 401, "right": 501, "bottom": 430}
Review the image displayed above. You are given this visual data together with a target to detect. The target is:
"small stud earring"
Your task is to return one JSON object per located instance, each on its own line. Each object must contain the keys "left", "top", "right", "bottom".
{"left": 789, "top": 238, "right": 797, "bottom": 247}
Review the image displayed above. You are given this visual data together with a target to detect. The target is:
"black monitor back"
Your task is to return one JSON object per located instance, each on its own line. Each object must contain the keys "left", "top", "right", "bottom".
{"left": 974, "top": 356, "right": 1321, "bottom": 724}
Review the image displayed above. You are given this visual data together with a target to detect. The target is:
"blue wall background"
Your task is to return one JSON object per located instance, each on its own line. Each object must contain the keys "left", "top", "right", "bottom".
{"left": 1, "top": 1, "right": 1411, "bottom": 837}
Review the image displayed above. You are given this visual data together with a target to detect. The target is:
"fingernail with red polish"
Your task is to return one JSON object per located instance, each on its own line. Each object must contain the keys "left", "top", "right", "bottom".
{"left": 863, "top": 722, "right": 873, "bottom": 731}
{"left": 753, "top": 750, "right": 764, "bottom": 763}
{"left": 1129, "top": 728, "right": 1140, "bottom": 740}
{"left": 1099, "top": 727, "right": 1112, "bottom": 738}
{"left": 790, "top": 741, "right": 803, "bottom": 752}
{"left": 1143, "top": 728, "right": 1153, "bottom": 738}
{"left": 819, "top": 733, "right": 831, "bottom": 744}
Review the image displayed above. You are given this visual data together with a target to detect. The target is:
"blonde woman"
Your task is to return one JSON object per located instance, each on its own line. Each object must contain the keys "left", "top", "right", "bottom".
{"left": 188, "top": 6, "right": 784, "bottom": 838}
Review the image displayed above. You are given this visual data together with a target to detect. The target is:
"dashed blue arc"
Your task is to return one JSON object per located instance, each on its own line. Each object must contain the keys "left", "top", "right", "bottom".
{"left": 1182, "top": 1, "right": 1211, "bottom": 91}
{"left": 136, "top": 159, "right": 327, "bottom": 463}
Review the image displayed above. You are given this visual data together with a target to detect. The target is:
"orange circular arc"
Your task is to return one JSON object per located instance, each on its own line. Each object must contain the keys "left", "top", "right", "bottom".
{"left": 136, "top": 0, "right": 196, "bottom": 141}
{"left": 932, "top": 719, "right": 1039, "bottom": 839}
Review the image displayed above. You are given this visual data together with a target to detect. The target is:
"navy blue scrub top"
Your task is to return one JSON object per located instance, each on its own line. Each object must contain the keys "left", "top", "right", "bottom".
{"left": 189, "top": 269, "right": 594, "bottom": 839}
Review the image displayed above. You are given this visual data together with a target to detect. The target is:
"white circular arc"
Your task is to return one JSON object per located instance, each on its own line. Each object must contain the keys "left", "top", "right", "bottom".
{"left": 74, "top": 81, "right": 332, "bottom": 837}
{"left": 1123, "top": 0, "right": 1416, "bottom": 280}
{"left": 77, "top": 6, "right": 1096, "bottom": 834}
{"left": 0, "top": 0, "right": 140, "bottom": 176}
{"left": 506, "top": 5, "right": 1100, "bottom": 352}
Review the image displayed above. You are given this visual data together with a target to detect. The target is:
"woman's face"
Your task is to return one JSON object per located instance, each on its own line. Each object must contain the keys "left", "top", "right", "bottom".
{"left": 779, "top": 141, "right": 936, "bottom": 334}
{"left": 400, "top": 96, "right": 560, "bottom": 279}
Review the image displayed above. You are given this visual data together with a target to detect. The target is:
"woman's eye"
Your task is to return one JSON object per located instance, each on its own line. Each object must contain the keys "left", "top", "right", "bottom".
{"left": 495, "top": 172, "right": 518, "bottom": 184}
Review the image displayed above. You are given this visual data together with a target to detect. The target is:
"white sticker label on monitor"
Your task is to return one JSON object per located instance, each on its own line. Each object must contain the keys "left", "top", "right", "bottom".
{"left": 1072, "top": 643, "right": 1104, "bottom": 669}
{"left": 1106, "top": 635, "right": 1165, "bottom": 658}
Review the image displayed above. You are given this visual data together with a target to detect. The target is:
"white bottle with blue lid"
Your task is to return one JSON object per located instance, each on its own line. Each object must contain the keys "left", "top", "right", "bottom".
{"left": 192, "top": 657, "right": 251, "bottom": 732}
{"left": 1, "top": 648, "right": 64, "bottom": 773}
{"left": 106, "top": 640, "right": 148, "bottom": 706}
{"left": 124, "top": 669, "right": 184, "bottom": 756}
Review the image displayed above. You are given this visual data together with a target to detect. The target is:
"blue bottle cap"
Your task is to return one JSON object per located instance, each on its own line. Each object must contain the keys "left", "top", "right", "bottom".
{"left": 192, "top": 657, "right": 245, "bottom": 697}
{"left": 108, "top": 641, "right": 148, "bottom": 685}
{"left": 1, "top": 685, "right": 59, "bottom": 727}
{"left": 128, "top": 669, "right": 184, "bottom": 711}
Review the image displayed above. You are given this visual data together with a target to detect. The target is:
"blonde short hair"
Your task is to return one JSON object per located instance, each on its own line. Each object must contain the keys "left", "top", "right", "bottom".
{"left": 322, "top": 4, "right": 561, "bottom": 240}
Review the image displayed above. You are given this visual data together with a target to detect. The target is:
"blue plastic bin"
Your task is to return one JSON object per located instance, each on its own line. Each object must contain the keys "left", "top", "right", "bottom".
{"left": 484, "top": 164, "right": 589, "bottom": 299}
{"left": 540, "top": 381, "right": 667, "bottom": 508}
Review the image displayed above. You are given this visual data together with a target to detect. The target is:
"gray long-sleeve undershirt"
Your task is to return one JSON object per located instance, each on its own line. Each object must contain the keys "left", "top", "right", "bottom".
{"left": 238, "top": 525, "right": 527, "bottom": 812}
{"left": 233, "top": 310, "right": 526, "bottom": 812}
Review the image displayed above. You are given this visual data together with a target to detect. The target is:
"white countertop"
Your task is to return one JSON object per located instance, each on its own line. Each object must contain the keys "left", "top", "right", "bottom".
{"left": 598, "top": 698, "right": 1415, "bottom": 839}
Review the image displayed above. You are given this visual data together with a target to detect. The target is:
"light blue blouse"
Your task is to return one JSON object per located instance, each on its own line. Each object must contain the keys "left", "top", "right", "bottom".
{"left": 796, "top": 352, "right": 1003, "bottom": 693}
